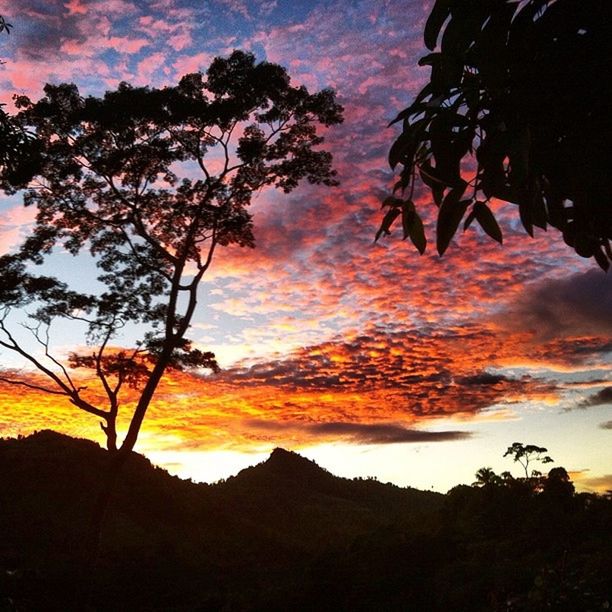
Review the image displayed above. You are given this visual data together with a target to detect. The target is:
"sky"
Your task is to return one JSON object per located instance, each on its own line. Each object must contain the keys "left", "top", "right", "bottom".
{"left": 0, "top": 0, "right": 610, "bottom": 493}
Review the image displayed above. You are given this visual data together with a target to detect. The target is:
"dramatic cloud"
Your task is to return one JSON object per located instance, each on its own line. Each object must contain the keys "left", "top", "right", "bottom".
{"left": 246, "top": 419, "right": 471, "bottom": 444}
{"left": 217, "top": 325, "right": 561, "bottom": 419}
{"left": 499, "top": 270, "right": 612, "bottom": 341}
{"left": 579, "top": 387, "right": 612, "bottom": 408}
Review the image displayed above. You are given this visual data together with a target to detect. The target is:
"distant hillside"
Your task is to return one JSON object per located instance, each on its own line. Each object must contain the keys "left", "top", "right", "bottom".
{"left": 0, "top": 431, "right": 440, "bottom": 610}
{"left": 0, "top": 430, "right": 610, "bottom": 611}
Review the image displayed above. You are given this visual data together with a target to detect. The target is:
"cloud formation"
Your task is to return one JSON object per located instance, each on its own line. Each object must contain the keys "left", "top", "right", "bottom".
{"left": 246, "top": 419, "right": 471, "bottom": 444}
{"left": 579, "top": 387, "right": 612, "bottom": 408}
{"left": 498, "top": 270, "right": 612, "bottom": 341}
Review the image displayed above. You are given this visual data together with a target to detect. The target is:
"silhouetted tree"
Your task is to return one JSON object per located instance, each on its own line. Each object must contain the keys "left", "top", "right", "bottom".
{"left": 0, "top": 50, "right": 342, "bottom": 455}
{"left": 472, "top": 466, "right": 502, "bottom": 487}
{"left": 379, "top": 0, "right": 612, "bottom": 269}
{"left": 542, "top": 466, "right": 575, "bottom": 501}
{"left": 504, "top": 442, "right": 553, "bottom": 478}
{"left": 0, "top": 51, "right": 343, "bottom": 589}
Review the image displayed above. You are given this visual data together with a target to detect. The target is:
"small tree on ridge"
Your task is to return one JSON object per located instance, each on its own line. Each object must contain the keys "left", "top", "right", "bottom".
{"left": 504, "top": 442, "right": 553, "bottom": 478}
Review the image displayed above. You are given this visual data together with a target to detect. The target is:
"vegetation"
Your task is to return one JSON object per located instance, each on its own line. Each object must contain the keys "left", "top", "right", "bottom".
{"left": 0, "top": 15, "right": 38, "bottom": 190}
{"left": 504, "top": 441, "right": 554, "bottom": 478}
{"left": 1, "top": 431, "right": 610, "bottom": 610}
{"left": 379, "top": 0, "right": 612, "bottom": 269}
{"left": 0, "top": 50, "right": 342, "bottom": 600}
{"left": 0, "top": 51, "right": 343, "bottom": 458}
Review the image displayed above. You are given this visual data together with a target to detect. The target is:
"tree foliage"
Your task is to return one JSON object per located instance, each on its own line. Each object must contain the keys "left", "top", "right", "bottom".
{"left": 0, "top": 15, "right": 39, "bottom": 188}
{"left": 0, "top": 50, "right": 343, "bottom": 456}
{"left": 504, "top": 441, "right": 554, "bottom": 478}
{"left": 379, "top": 0, "right": 612, "bottom": 269}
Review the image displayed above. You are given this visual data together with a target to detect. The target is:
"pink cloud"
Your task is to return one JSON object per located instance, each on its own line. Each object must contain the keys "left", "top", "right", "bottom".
{"left": 173, "top": 52, "right": 213, "bottom": 76}
{"left": 0, "top": 204, "right": 36, "bottom": 255}
{"left": 167, "top": 29, "right": 192, "bottom": 52}
{"left": 106, "top": 36, "right": 150, "bottom": 54}
{"left": 64, "top": 0, "right": 87, "bottom": 16}
{"left": 135, "top": 51, "right": 171, "bottom": 85}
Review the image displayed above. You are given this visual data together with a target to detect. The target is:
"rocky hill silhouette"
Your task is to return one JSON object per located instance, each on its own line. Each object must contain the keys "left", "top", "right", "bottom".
{"left": 1, "top": 430, "right": 610, "bottom": 611}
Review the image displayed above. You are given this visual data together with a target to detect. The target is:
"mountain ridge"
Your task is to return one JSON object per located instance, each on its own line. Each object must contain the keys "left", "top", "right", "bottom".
{"left": 1, "top": 429, "right": 610, "bottom": 611}
{"left": 0, "top": 429, "right": 442, "bottom": 609}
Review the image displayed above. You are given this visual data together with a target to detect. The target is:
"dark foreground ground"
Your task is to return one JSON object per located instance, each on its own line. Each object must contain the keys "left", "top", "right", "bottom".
{"left": 1, "top": 430, "right": 610, "bottom": 610}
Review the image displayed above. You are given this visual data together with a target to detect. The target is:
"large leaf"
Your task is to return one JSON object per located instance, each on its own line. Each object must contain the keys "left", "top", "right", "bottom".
{"left": 401, "top": 199, "right": 415, "bottom": 239}
{"left": 474, "top": 201, "right": 503, "bottom": 244}
{"left": 508, "top": 126, "right": 530, "bottom": 187}
{"left": 463, "top": 208, "right": 477, "bottom": 231}
{"left": 375, "top": 207, "right": 400, "bottom": 242}
{"left": 518, "top": 195, "right": 534, "bottom": 237}
{"left": 388, "top": 131, "right": 409, "bottom": 170}
{"left": 418, "top": 53, "right": 441, "bottom": 67}
{"left": 388, "top": 118, "right": 426, "bottom": 169}
{"left": 419, "top": 161, "right": 446, "bottom": 205}
{"left": 388, "top": 84, "right": 434, "bottom": 127}
{"left": 594, "top": 246, "right": 610, "bottom": 271}
{"left": 408, "top": 211, "right": 427, "bottom": 255}
{"left": 400, "top": 199, "right": 427, "bottom": 254}
{"left": 436, "top": 184, "right": 469, "bottom": 255}
{"left": 424, "top": 0, "right": 452, "bottom": 51}
{"left": 528, "top": 180, "right": 548, "bottom": 230}
{"left": 473, "top": 2, "right": 517, "bottom": 87}
{"left": 430, "top": 112, "right": 468, "bottom": 186}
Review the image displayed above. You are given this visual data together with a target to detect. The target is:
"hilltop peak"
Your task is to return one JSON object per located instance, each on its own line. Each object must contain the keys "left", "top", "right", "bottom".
{"left": 227, "top": 447, "right": 333, "bottom": 488}
{"left": 265, "top": 447, "right": 328, "bottom": 476}
{"left": 268, "top": 447, "right": 309, "bottom": 463}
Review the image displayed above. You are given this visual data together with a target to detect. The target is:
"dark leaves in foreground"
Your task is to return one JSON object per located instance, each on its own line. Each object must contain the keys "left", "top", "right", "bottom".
{"left": 380, "top": 0, "right": 612, "bottom": 269}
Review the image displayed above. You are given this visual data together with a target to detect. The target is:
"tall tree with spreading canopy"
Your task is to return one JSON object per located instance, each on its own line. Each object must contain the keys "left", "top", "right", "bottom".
{"left": 378, "top": 0, "right": 612, "bottom": 269}
{"left": 0, "top": 49, "right": 343, "bottom": 458}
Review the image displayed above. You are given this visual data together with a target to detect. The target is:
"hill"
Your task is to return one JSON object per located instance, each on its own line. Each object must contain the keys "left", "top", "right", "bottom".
{"left": 0, "top": 431, "right": 440, "bottom": 610}
{"left": 0, "top": 430, "right": 610, "bottom": 611}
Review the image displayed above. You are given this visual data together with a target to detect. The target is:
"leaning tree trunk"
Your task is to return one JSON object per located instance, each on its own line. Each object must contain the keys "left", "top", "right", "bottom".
{"left": 75, "top": 359, "right": 171, "bottom": 608}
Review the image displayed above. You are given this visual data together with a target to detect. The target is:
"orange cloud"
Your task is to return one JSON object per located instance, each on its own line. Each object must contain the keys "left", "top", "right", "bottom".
{"left": 2, "top": 316, "right": 586, "bottom": 455}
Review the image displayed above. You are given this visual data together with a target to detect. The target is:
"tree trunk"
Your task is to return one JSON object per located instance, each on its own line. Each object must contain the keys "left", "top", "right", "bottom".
{"left": 73, "top": 448, "right": 131, "bottom": 609}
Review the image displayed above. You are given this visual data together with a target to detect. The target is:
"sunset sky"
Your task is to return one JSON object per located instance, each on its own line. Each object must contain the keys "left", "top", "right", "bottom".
{"left": 0, "top": 0, "right": 610, "bottom": 493}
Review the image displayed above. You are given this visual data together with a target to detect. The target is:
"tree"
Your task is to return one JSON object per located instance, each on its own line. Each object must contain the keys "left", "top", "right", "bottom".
{"left": 0, "top": 50, "right": 342, "bottom": 456}
{"left": 0, "top": 51, "right": 343, "bottom": 578}
{"left": 472, "top": 466, "right": 501, "bottom": 487}
{"left": 378, "top": 0, "right": 612, "bottom": 270}
{"left": 504, "top": 442, "right": 553, "bottom": 478}
{"left": 542, "top": 466, "right": 574, "bottom": 501}
{"left": 0, "top": 15, "right": 39, "bottom": 188}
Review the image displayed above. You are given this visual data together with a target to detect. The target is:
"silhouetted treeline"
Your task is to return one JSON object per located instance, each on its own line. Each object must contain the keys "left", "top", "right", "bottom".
{"left": 1, "top": 431, "right": 610, "bottom": 610}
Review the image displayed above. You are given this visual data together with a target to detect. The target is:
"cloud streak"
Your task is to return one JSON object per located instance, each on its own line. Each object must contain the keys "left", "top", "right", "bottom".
{"left": 246, "top": 419, "right": 472, "bottom": 444}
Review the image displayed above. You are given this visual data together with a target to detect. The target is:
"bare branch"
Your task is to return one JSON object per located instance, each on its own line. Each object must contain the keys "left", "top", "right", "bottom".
{"left": 0, "top": 374, "right": 67, "bottom": 395}
{"left": 106, "top": 176, "right": 179, "bottom": 266}
{"left": 0, "top": 319, "right": 107, "bottom": 419}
